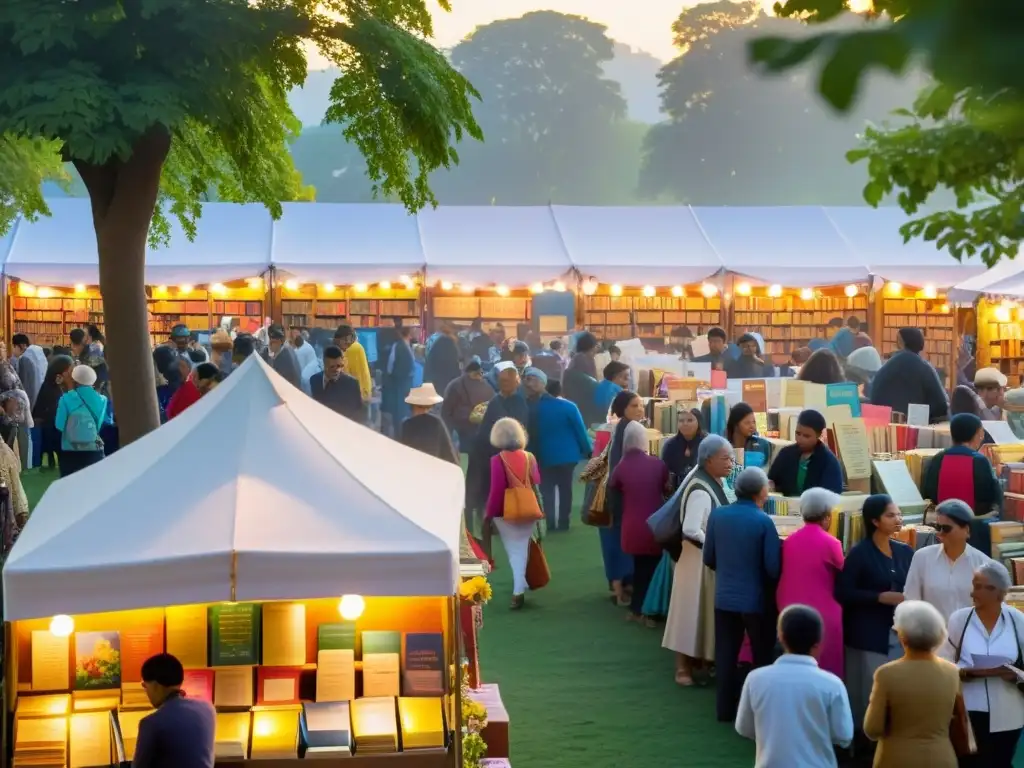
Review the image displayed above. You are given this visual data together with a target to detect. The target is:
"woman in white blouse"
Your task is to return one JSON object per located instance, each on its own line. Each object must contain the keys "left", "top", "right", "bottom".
{"left": 946, "top": 561, "right": 1024, "bottom": 767}
{"left": 662, "top": 435, "right": 734, "bottom": 686}
{"left": 905, "top": 499, "right": 991, "bottom": 623}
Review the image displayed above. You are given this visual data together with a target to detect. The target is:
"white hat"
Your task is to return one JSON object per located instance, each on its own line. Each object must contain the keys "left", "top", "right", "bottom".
{"left": 405, "top": 383, "right": 443, "bottom": 407}
{"left": 493, "top": 361, "right": 516, "bottom": 373}
{"left": 71, "top": 364, "right": 97, "bottom": 387}
{"left": 846, "top": 346, "right": 882, "bottom": 374}
{"left": 974, "top": 367, "right": 1008, "bottom": 388}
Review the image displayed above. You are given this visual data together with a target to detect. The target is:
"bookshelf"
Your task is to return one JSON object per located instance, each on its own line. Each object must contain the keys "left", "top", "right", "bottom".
{"left": 583, "top": 290, "right": 722, "bottom": 342}
{"left": 977, "top": 299, "right": 1024, "bottom": 387}
{"left": 280, "top": 285, "right": 421, "bottom": 331}
{"left": 9, "top": 285, "right": 105, "bottom": 348}
{"left": 880, "top": 295, "right": 955, "bottom": 375}
{"left": 733, "top": 291, "right": 868, "bottom": 362}
{"left": 432, "top": 294, "right": 532, "bottom": 335}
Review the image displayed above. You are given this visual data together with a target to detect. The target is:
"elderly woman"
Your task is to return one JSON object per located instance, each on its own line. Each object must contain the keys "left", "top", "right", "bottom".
{"left": 864, "top": 600, "right": 960, "bottom": 767}
{"left": 484, "top": 417, "right": 542, "bottom": 609}
{"left": 905, "top": 499, "right": 992, "bottom": 623}
{"left": 662, "top": 434, "right": 734, "bottom": 686}
{"left": 837, "top": 494, "right": 915, "bottom": 731}
{"left": 704, "top": 466, "right": 781, "bottom": 722}
{"left": 947, "top": 562, "right": 1024, "bottom": 767}
{"left": 776, "top": 487, "right": 845, "bottom": 677}
{"left": 609, "top": 420, "right": 669, "bottom": 626}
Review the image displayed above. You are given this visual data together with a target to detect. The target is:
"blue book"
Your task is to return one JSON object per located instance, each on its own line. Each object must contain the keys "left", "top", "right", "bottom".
{"left": 826, "top": 382, "right": 862, "bottom": 417}
{"left": 301, "top": 701, "right": 352, "bottom": 757}
{"left": 401, "top": 633, "right": 445, "bottom": 697}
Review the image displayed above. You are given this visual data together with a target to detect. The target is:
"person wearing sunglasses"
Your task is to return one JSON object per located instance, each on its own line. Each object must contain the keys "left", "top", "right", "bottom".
{"left": 904, "top": 499, "right": 993, "bottom": 624}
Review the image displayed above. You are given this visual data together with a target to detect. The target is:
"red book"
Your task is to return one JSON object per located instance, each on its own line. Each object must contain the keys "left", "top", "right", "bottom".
{"left": 256, "top": 667, "right": 301, "bottom": 705}
{"left": 182, "top": 669, "right": 215, "bottom": 704}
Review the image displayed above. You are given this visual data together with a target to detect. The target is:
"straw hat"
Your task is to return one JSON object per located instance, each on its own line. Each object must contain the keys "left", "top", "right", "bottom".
{"left": 405, "top": 383, "right": 443, "bottom": 406}
{"left": 211, "top": 329, "right": 232, "bottom": 349}
{"left": 71, "top": 365, "right": 97, "bottom": 387}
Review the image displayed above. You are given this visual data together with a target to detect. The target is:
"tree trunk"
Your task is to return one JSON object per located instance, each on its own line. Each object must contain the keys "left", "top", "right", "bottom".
{"left": 72, "top": 128, "right": 171, "bottom": 445}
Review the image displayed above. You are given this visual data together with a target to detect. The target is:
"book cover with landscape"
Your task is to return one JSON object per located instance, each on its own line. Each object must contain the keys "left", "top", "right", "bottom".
{"left": 74, "top": 632, "right": 121, "bottom": 690}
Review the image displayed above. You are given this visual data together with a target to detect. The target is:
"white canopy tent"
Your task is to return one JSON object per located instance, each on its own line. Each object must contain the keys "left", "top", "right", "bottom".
{"left": 824, "top": 206, "right": 986, "bottom": 289}
{"left": 4, "top": 198, "right": 274, "bottom": 286}
{"left": 3, "top": 355, "right": 464, "bottom": 621}
{"left": 271, "top": 202, "right": 425, "bottom": 284}
{"left": 948, "top": 259, "right": 1024, "bottom": 303}
{"left": 552, "top": 205, "right": 724, "bottom": 285}
{"left": 418, "top": 205, "right": 572, "bottom": 287}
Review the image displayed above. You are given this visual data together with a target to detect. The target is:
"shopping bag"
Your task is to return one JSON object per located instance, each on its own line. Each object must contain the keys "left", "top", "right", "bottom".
{"left": 501, "top": 454, "right": 544, "bottom": 522}
{"left": 525, "top": 537, "right": 550, "bottom": 590}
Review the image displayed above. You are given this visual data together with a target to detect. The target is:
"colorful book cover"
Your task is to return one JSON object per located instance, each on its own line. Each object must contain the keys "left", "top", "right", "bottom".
{"left": 120, "top": 614, "right": 165, "bottom": 683}
{"left": 209, "top": 603, "right": 261, "bottom": 666}
{"left": 181, "top": 669, "right": 215, "bottom": 704}
{"left": 825, "top": 382, "right": 862, "bottom": 417}
{"left": 360, "top": 630, "right": 401, "bottom": 656}
{"left": 301, "top": 701, "right": 352, "bottom": 752}
{"left": 318, "top": 622, "right": 357, "bottom": 652}
{"left": 401, "top": 633, "right": 444, "bottom": 697}
{"left": 257, "top": 666, "right": 301, "bottom": 705}
{"left": 74, "top": 632, "right": 121, "bottom": 690}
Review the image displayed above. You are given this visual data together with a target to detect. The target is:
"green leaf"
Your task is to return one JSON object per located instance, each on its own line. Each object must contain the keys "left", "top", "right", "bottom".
{"left": 818, "top": 31, "right": 911, "bottom": 111}
{"left": 862, "top": 180, "right": 885, "bottom": 206}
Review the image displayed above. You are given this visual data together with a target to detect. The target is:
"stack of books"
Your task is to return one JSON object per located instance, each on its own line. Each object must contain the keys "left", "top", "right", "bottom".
{"left": 352, "top": 697, "right": 399, "bottom": 754}
{"left": 70, "top": 711, "right": 112, "bottom": 767}
{"left": 301, "top": 701, "right": 352, "bottom": 757}
{"left": 16, "top": 695, "right": 70, "bottom": 719}
{"left": 214, "top": 712, "right": 251, "bottom": 760}
{"left": 13, "top": 716, "right": 68, "bottom": 767}
{"left": 398, "top": 697, "right": 445, "bottom": 750}
{"left": 250, "top": 708, "right": 300, "bottom": 759}
{"left": 116, "top": 709, "right": 153, "bottom": 761}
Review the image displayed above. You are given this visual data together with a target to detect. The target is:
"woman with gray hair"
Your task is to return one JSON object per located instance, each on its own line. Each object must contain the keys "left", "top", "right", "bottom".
{"left": 945, "top": 561, "right": 1024, "bottom": 766}
{"left": 864, "top": 600, "right": 961, "bottom": 767}
{"left": 775, "top": 488, "right": 845, "bottom": 677}
{"left": 662, "top": 434, "right": 734, "bottom": 686}
{"left": 484, "top": 417, "right": 542, "bottom": 609}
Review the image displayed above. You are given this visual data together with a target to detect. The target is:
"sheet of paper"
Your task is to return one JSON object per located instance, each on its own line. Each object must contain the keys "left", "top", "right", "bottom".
{"left": 70, "top": 712, "right": 110, "bottom": 768}
{"left": 907, "top": 403, "right": 930, "bottom": 426}
{"left": 825, "top": 404, "right": 853, "bottom": 425}
{"left": 984, "top": 420, "right": 1019, "bottom": 444}
{"left": 862, "top": 404, "right": 892, "bottom": 428}
{"left": 214, "top": 666, "right": 254, "bottom": 708}
{"left": 872, "top": 460, "right": 925, "bottom": 506}
{"left": 31, "top": 631, "right": 70, "bottom": 691}
{"left": 317, "top": 649, "right": 356, "bottom": 702}
{"left": 361, "top": 653, "right": 400, "bottom": 698}
{"left": 165, "top": 605, "right": 208, "bottom": 668}
{"left": 968, "top": 654, "right": 1014, "bottom": 669}
{"left": 689, "top": 335, "right": 710, "bottom": 358}
{"left": 263, "top": 677, "right": 297, "bottom": 703}
{"left": 834, "top": 420, "right": 872, "bottom": 480}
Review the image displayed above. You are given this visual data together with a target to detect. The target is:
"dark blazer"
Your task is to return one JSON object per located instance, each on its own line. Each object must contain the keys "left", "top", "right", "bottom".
{"left": 399, "top": 413, "right": 459, "bottom": 464}
{"left": 836, "top": 537, "right": 913, "bottom": 654}
{"left": 423, "top": 334, "right": 461, "bottom": 396}
{"left": 704, "top": 499, "right": 782, "bottom": 614}
{"left": 767, "top": 441, "right": 844, "bottom": 497}
{"left": 309, "top": 371, "right": 363, "bottom": 421}
{"left": 869, "top": 350, "right": 949, "bottom": 421}
{"left": 133, "top": 694, "right": 216, "bottom": 768}
{"left": 263, "top": 345, "right": 302, "bottom": 389}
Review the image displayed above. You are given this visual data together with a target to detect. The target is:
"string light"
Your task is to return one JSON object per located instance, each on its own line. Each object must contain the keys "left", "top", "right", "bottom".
{"left": 736, "top": 282, "right": 751, "bottom": 297}
{"left": 247, "top": 277, "right": 263, "bottom": 290}
{"left": 582, "top": 280, "right": 598, "bottom": 296}
{"left": 552, "top": 281, "right": 566, "bottom": 292}
{"left": 17, "top": 283, "right": 35, "bottom": 297}
{"left": 671, "top": 285, "right": 684, "bottom": 298}
{"left": 49, "top": 615, "right": 74, "bottom": 638}
{"left": 530, "top": 283, "right": 544, "bottom": 294}
{"left": 701, "top": 283, "right": 717, "bottom": 298}
{"left": 844, "top": 284, "right": 858, "bottom": 298}
{"left": 440, "top": 281, "right": 453, "bottom": 291}
{"left": 353, "top": 283, "right": 368, "bottom": 293}
{"left": 885, "top": 282, "right": 902, "bottom": 296}
{"left": 379, "top": 281, "right": 392, "bottom": 290}
{"left": 211, "top": 283, "right": 227, "bottom": 296}
{"left": 74, "top": 284, "right": 86, "bottom": 294}
{"left": 37, "top": 287, "right": 54, "bottom": 299}
{"left": 322, "top": 283, "right": 335, "bottom": 294}
{"left": 283, "top": 279, "right": 299, "bottom": 291}
{"left": 800, "top": 288, "right": 814, "bottom": 301}
{"left": 995, "top": 305, "right": 1011, "bottom": 323}
{"left": 768, "top": 284, "right": 783, "bottom": 298}
{"left": 401, "top": 278, "right": 414, "bottom": 290}
{"left": 338, "top": 594, "right": 365, "bottom": 621}
{"left": 460, "top": 284, "right": 475, "bottom": 294}
{"left": 496, "top": 285, "right": 510, "bottom": 297}
{"left": 610, "top": 284, "right": 623, "bottom": 297}
{"left": 642, "top": 285, "right": 656, "bottom": 298}
{"left": 179, "top": 285, "right": 193, "bottom": 295}
{"left": 941, "top": 303, "right": 951, "bottom": 314}
{"left": 922, "top": 284, "right": 937, "bottom": 299}
{"left": 153, "top": 286, "right": 168, "bottom": 296}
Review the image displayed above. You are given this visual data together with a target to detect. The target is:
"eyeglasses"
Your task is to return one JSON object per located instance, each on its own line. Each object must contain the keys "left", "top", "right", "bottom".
{"left": 935, "top": 524, "right": 957, "bottom": 534}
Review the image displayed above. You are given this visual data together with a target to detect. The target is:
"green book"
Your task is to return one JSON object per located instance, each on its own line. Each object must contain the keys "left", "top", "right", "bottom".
{"left": 209, "top": 603, "right": 261, "bottom": 666}
{"left": 318, "top": 622, "right": 357, "bottom": 652}
{"left": 360, "top": 630, "right": 401, "bottom": 656}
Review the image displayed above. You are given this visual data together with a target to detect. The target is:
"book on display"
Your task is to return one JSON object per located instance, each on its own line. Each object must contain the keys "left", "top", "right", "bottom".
{"left": 352, "top": 696, "right": 399, "bottom": 754}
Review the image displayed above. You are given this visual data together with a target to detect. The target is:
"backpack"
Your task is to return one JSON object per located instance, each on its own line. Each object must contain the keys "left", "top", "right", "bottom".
{"left": 65, "top": 391, "right": 104, "bottom": 452}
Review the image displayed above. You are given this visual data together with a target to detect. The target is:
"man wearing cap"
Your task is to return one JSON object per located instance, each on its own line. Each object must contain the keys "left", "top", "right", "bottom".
{"left": 522, "top": 366, "right": 591, "bottom": 531}
{"left": 974, "top": 367, "right": 1007, "bottom": 421}
{"left": 440, "top": 357, "right": 493, "bottom": 451}
{"left": 921, "top": 412, "right": 1002, "bottom": 557}
{"left": 169, "top": 324, "right": 192, "bottom": 358}
{"left": 260, "top": 324, "right": 302, "bottom": 389}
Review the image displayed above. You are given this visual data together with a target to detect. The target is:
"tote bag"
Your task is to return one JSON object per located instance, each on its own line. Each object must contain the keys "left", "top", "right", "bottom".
{"left": 500, "top": 453, "right": 543, "bottom": 522}
{"left": 525, "top": 535, "right": 550, "bottom": 590}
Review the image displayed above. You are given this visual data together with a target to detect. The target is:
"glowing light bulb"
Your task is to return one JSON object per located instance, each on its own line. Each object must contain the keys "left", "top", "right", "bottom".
{"left": 49, "top": 614, "right": 74, "bottom": 638}
{"left": 399, "top": 274, "right": 410, "bottom": 284}
{"left": 322, "top": 283, "right": 335, "bottom": 293}
{"left": 460, "top": 284, "right": 475, "bottom": 294}
{"left": 922, "top": 284, "right": 937, "bottom": 299}
{"left": 995, "top": 305, "right": 1012, "bottom": 323}
{"left": 941, "top": 303, "right": 951, "bottom": 314}
{"left": 179, "top": 284, "right": 193, "bottom": 295}
{"left": 582, "top": 280, "right": 598, "bottom": 296}
{"left": 701, "top": 283, "right": 718, "bottom": 298}
{"left": 440, "top": 281, "right": 453, "bottom": 291}
{"left": 402, "top": 279, "right": 414, "bottom": 290}
{"left": 338, "top": 594, "right": 365, "bottom": 621}
{"left": 379, "top": 281, "right": 392, "bottom": 290}
{"left": 211, "top": 283, "right": 227, "bottom": 296}
{"left": 768, "top": 284, "right": 783, "bottom": 298}
{"left": 844, "top": 284, "right": 858, "bottom": 298}
{"left": 18, "top": 283, "right": 35, "bottom": 297}
{"left": 642, "top": 285, "right": 656, "bottom": 298}
{"left": 553, "top": 281, "right": 566, "bottom": 292}
{"left": 247, "top": 277, "right": 263, "bottom": 290}
{"left": 610, "top": 284, "right": 623, "bottom": 297}
{"left": 496, "top": 285, "right": 510, "bottom": 297}
{"left": 671, "top": 285, "right": 684, "bottom": 298}
{"left": 353, "top": 283, "right": 368, "bottom": 293}
{"left": 74, "top": 283, "right": 86, "bottom": 294}
{"left": 886, "top": 282, "right": 902, "bottom": 296}
{"left": 284, "top": 279, "right": 299, "bottom": 291}
{"left": 530, "top": 282, "right": 544, "bottom": 294}
{"left": 736, "top": 282, "right": 752, "bottom": 297}
{"left": 37, "top": 287, "right": 54, "bottom": 299}
{"left": 800, "top": 288, "right": 814, "bottom": 301}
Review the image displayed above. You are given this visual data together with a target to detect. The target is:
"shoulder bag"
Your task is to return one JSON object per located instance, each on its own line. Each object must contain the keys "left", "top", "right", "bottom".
{"left": 525, "top": 523, "right": 550, "bottom": 590}
{"left": 500, "top": 453, "right": 543, "bottom": 523}
{"left": 579, "top": 443, "right": 611, "bottom": 527}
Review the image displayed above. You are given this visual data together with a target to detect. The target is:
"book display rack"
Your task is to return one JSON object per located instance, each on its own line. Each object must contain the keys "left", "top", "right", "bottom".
{"left": 279, "top": 285, "right": 421, "bottom": 332}
{"left": 583, "top": 287, "right": 722, "bottom": 343}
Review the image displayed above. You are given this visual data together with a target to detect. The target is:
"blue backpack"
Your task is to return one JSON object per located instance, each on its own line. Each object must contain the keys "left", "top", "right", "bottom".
{"left": 65, "top": 391, "right": 104, "bottom": 452}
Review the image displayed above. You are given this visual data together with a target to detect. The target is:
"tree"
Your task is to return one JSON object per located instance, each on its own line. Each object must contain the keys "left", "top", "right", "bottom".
{"left": 0, "top": 0, "right": 481, "bottom": 443}
{"left": 749, "top": 1, "right": 1024, "bottom": 266}
{"left": 429, "top": 11, "right": 628, "bottom": 204}
{"left": 0, "top": 135, "right": 66, "bottom": 232}
{"left": 640, "top": 1, "right": 923, "bottom": 205}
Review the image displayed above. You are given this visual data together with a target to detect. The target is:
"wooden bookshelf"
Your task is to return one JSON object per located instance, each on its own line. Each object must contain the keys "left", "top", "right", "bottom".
{"left": 583, "top": 290, "right": 722, "bottom": 342}
{"left": 977, "top": 299, "right": 1024, "bottom": 387}
{"left": 9, "top": 285, "right": 105, "bottom": 348}
{"left": 733, "top": 291, "right": 868, "bottom": 362}
{"left": 280, "top": 285, "right": 421, "bottom": 332}
{"left": 880, "top": 295, "right": 955, "bottom": 375}
{"left": 432, "top": 294, "right": 532, "bottom": 335}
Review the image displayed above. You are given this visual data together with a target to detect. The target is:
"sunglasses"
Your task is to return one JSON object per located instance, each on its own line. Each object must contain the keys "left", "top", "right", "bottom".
{"left": 935, "top": 524, "right": 958, "bottom": 534}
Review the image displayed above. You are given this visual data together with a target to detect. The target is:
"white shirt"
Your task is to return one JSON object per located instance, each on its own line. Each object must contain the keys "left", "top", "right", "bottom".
{"left": 291, "top": 340, "right": 318, "bottom": 374}
{"left": 904, "top": 543, "right": 991, "bottom": 623}
{"left": 736, "top": 655, "right": 853, "bottom": 768}
{"left": 946, "top": 605, "right": 1024, "bottom": 732}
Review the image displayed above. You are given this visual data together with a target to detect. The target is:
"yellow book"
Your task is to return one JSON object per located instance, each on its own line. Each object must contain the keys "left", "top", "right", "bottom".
{"left": 70, "top": 711, "right": 111, "bottom": 768}
{"left": 398, "top": 697, "right": 445, "bottom": 750}
{"left": 73, "top": 694, "right": 120, "bottom": 713}
{"left": 352, "top": 696, "right": 398, "bottom": 754}
{"left": 215, "top": 712, "right": 251, "bottom": 760}
{"left": 31, "top": 631, "right": 70, "bottom": 692}
{"left": 316, "top": 649, "right": 355, "bottom": 702}
{"left": 362, "top": 653, "right": 400, "bottom": 698}
{"left": 14, "top": 715, "right": 68, "bottom": 767}
{"left": 261, "top": 602, "right": 306, "bottom": 667}
{"left": 116, "top": 709, "right": 153, "bottom": 760}
{"left": 165, "top": 605, "right": 208, "bottom": 668}
{"left": 250, "top": 708, "right": 300, "bottom": 759}
{"left": 16, "top": 694, "right": 71, "bottom": 718}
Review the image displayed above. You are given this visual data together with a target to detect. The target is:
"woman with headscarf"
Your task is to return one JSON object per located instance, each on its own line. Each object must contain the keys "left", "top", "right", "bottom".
{"left": 837, "top": 494, "right": 915, "bottom": 734}
{"left": 32, "top": 354, "right": 75, "bottom": 471}
{"left": 660, "top": 408, "right": 706, "bottom": 491}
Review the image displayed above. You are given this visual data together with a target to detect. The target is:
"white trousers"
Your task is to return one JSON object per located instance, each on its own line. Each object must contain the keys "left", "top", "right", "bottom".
{"left": 493, "top": 518, "right": 535, "bottom": 596}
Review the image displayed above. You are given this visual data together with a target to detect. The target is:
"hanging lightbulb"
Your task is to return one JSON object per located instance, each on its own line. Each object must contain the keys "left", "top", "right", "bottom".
{"left": 922, "top": 284, "right": 938, "bottom": 299}
{"left": 736, "top": 282, "right": 752, "bottom": 297}
{"left": 529, "top": 282, "right": 544, "bottom": 294}
{"left": 49, "top": 614, "right": 74, "bottom": 638}
{"left": 338, "top": 594, "right": 365, "bottom": 621}
{"left": 440, "top": 281, "right": 453, "bottom": 291}
{"left": 460, "top": 284, "right": 475, "bottom": 294}
{"left": 941, "top": 303, "right": 951, "bottom": 314}
{"left": 211, "top": 283, "right": 227, "bottom": 296}
{"left": 768, "top": 284, "right": 783, "bottom": 298}
{"left": 496, "top": 285, "right": 510, "bottom": 297}
{"left": 399, "top": 274, "right": 410, "bottom": 284}
{"left": 353, "top": 283, "right": 368, "bottom": 293}
{"left": 284, "top": 279, "right": 299, "bottom": 291}
{"left": 402, "top": 278, "right": 414, "bottom": 290}
{"left": 379, "top": 281, "right": 392, "bottom": 290}
{"left": 844, "top": 284, "right": 858, "bottom": 298}
{"left": 322, "top": 283, "right": 335, "bottom": 294}
{"left": 582, "top": 279, "right": 598, "bottom": 296}
{"left": 886, "top": 282, "right": 902, "bottom": 296}
{"left": 701, "top": 283, "right": 718, "bottom": 298}
{"left": 642, "top": 285, "right": 656, "bottom": 298}
{"left": 610, "top": 284, "right": 623, "bottom": 297}
{"left": 670, "top": 285, "right": 684, "bottom": 298}
{"left": 247, "top": 277, "right": 263, "bottom": 290}
{"left": 552, "top": 281, "right": 566, "bottom": 292}
{"left": 996, "top": 305, "right": 1012, "bottom": 323}
{"left": 800, "top": 288, "right": 814, "bottom": 301}
{"left": 37, "top": 287, "right": 54, "bottom": 299}
{"left": 74, "top": 283, "right": 87, "bottom": 294}
{"left": 179, "top": 284, "right": 193, "bottom": 295}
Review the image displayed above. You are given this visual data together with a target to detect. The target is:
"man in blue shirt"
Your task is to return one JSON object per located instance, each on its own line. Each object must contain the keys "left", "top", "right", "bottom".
{"left": 736, "top": 605, "right": 854, "bottom": 767}
{"left": 704, "top": 466, "right": 781, "bottom": 722}
{"left": 133, "top": 653, "right": 215, "bottom": 767}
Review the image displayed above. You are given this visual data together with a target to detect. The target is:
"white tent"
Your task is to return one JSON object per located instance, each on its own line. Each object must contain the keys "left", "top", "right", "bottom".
{"left": 948, "top": 259, "right": 1024, "bottom": 303}
{"left": 3, "top": 356, "right": 464, "bottom": 622}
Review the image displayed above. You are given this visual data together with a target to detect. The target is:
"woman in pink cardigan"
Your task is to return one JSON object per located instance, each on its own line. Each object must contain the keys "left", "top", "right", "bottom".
{"left": 485, "top": 417, "right": 541, "bottom": 609}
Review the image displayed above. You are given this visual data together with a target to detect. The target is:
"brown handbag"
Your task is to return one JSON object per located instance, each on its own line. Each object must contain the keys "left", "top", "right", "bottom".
{"left": 500, "top": 454, "right": 543, "bottom": 523}
{"left": 525, "top": 535, "right": 550, "bottom": 590}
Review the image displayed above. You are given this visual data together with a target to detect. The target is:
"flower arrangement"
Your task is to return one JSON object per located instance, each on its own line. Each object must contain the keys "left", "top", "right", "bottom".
{"left": 459, "top": 575, "right": 493, "bottom": 605}
{"left": 461, "top": 663, "right": 488, "bottom": 768}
